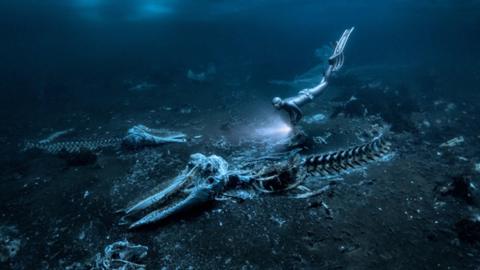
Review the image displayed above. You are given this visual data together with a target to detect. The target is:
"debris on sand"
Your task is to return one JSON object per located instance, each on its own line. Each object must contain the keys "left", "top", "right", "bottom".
{"left": 313, "top": 132, "right": 331, "bottom": 145}
{"left": 24, "top": 124, "right": 186, "bottom": 154}
{"left": 0, "top": 225, "right": 21, "bottom": 263}
{"left": 179, "top": 107, "right": 193, "bottom": 114}
{"left": 94, "top": 240, "right": 148, "bottom": 270}
{"left": 303, "top": 113, "right": 327, "bottom": 124}
{"left": 23, "top": 138, "right": 121, "bottom": 154}
{"left": 440, "top": 136, "right": 464, "bottom": 148}
{"left": 128, "top": 82, "right": 157, "bottom": 92}
{"left": 212, "top": 136, "right": 231, "bottom": 150}
{"left": 122, "top": 125, "right": 187, "bottom": 149}
{"left": 39, "top": 128, "right": 75, "bottom": 144}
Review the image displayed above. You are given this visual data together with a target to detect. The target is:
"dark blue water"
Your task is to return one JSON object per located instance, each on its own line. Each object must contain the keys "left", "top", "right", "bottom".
{"left": 1, "top": 1, "right": 480, "bottom": 269}
{"left": 1, "top": 1, "right": 478, "bottom": 114}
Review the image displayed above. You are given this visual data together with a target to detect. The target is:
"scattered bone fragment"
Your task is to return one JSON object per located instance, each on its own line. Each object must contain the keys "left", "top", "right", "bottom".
{"left": 94, "top": 240, "right": 148, "bottom": 270}
{"left": 440, "top": 136, "right": 464, "bottom": 148}
{"left": 0, "top": 225, "right": 21, "bottom": 263}
{"left": 39, "top": 128, "right": 75, "bottom": 144}
{"left": 122, "top": 125, "right": 187, "bottom": 148}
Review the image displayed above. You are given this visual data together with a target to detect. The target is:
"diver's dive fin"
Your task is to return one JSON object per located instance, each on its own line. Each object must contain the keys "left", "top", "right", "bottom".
{"left": 329, "top": 27, "right": 355, "bottom": 71}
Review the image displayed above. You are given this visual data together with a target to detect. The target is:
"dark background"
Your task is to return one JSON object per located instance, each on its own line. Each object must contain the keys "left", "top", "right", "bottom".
{"left": 0, "top": 0, "right": 479, "bottom": 119}
{"left": 1, "top": 2, "right": 480, "bottom": 269}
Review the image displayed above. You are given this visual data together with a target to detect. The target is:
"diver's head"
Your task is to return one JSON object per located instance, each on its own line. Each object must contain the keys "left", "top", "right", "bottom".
{"left": 272, "top": 97, "right": 283, "bottom": 109}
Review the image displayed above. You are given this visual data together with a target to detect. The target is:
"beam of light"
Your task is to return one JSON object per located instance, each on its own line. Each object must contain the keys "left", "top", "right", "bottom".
{"left": 254, "top": 119, "right": 292, "bottom": 138}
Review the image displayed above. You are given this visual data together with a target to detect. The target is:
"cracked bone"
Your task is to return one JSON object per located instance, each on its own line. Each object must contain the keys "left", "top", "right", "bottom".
{"left": 38, "top": 128, "right": 74, "bottom": 144}
{"left": 23, "top": 138, "right": 121, "bottom": 154}
{"left": 129, "top": 186, "right": 213, "bottom": 230}
{"left": 125, "top": 153, "right": 231, "bottom": 229}
{"left": 440, "top": 136, "right": 464, "bottom": 148}
{"left": 95, "top": 240, "right": 148, "bottom": 269}
{"left": 124, "top": 166, "right": 198, "bottom": 216}
{"left": 122, "top": 124, "right": 187, "bottom": 148}
{"left": 122, "top": 135, "right": 393, "bottom": 229}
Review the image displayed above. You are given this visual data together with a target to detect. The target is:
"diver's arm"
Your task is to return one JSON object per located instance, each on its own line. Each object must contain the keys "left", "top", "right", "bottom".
{"left": 287, "top": 102, "right": 303, "bottom": 125}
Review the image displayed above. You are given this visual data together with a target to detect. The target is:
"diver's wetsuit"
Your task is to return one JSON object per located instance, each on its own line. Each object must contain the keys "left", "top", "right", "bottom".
{"left": 272, "top": 27, "right": 354, "bottom": 125}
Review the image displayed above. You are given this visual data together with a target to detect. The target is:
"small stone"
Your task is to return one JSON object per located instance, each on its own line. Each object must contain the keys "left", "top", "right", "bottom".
{"left": 474, "top": 163, "right": 480, "bottom": 173}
